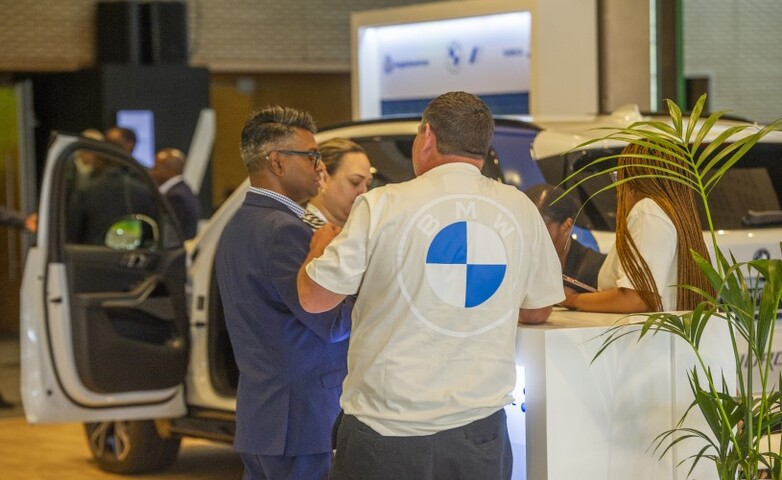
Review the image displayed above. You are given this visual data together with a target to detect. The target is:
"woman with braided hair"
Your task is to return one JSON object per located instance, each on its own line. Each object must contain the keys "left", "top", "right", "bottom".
{"left": 560, "top": 142, "right": 714, "bottom": 313}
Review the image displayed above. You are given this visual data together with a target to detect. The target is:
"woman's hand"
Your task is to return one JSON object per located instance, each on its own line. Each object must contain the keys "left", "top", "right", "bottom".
{"left": 558, "top": 287, "right": 653, "bottom": 313}
{"left": 558, "top": 287, "right": 580, "bottom": 310}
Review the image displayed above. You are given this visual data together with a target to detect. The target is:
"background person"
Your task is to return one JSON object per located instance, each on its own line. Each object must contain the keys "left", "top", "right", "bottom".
{"left": 105, "top": 126, "right": 136, "bottom": 154}
{"left": 297, "top": 91, "right": 564, "bottom": 480}
{"left": 214, "top": 106, "right": 353, "bottom": 480}
{"left": 0, "top": 205, "right": 36, "bottom": 233}
{"left": 73, "top": 128, "right": 105, "bottom": 189}
{"left": 525, "top": 183, "right": 606, "bottom": 291}
{"left": 559, "top": 143, "right": 714, "bottom": 313}
{"left": 306, "top": 138, "right": 372, "bottom": 227}
{"left": 66, "top": 154, "right": 157, "bottom": 245}
{"left": 150, "top": 148, "right": 201, "bottom": 240}
{"left": 0, "top": 204, "right": 36, "bottom": 408}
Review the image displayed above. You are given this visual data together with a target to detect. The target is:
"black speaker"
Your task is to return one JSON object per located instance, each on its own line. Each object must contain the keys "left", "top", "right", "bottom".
{"left": 96, "top": 1, "right": 142, "bottom": 64}
{"left": 143, "top": 1, "right": 189, "bottom": 64}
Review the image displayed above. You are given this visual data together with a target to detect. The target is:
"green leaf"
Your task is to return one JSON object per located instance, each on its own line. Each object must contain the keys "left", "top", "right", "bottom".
{"left": 695, "top": 125, "right": 751, "bottom": 172}
{"left": 665, "top": 98, "right": 684, "bottom": 135}
{"left": 693, "top": 250, "right": 725, "bottom": 295}
{"left": 691, "top": 109, "right": 726, "bottom": 154}
{"left": 684, "top": 93, "right": 706, "bottom": 144}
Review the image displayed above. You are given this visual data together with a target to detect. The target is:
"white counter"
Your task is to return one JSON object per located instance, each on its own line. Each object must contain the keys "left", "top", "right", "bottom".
{"left": 512, "top": 308, "right": 733, "bottom": 480}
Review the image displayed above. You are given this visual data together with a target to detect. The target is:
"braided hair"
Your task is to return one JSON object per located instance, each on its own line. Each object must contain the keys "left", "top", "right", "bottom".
{"left": 615, "top": 143, "right": 714, "bottom": 311}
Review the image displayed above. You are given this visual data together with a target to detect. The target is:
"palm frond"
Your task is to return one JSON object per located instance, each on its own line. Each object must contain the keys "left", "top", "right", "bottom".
{"left": 560, "top": 93, "right": 782, "bottom": 478}
{"left": 667, "top": 99, "right": 684, "bottom": 135}
{"left": 691, "top": 108, "right": 727, "bottom": 154}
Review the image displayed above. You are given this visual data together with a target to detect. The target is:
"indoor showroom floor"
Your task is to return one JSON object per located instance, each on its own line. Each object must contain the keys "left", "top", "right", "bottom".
{"left": 0, "top": 334, "right": 243, "bottom": 479}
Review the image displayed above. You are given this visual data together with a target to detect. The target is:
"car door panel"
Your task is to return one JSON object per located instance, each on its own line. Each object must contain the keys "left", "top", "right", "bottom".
{"left": 21, "top": 134, "right": 188, "bottom": 423}
{"left": 64, "top": 245, "right": 188, "bottom": 394}
{"left": 43, "top": 263, "right": 182, "bottom": 406}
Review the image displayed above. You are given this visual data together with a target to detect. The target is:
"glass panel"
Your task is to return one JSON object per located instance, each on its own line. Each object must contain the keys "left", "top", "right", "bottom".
{"left": 355, "top": 137, "right": 415, "bottom": 189}
{"left": 64, "top": 147, "right": 161, "bottom": 247}
{"left": 491, "top": 125, "right": 544, "bottom": 191}
{"left": 352, "top": 135, "right": 505, "bottom": 191}
{"left": 538, "top": 142, "right": 782, "bottom": 232}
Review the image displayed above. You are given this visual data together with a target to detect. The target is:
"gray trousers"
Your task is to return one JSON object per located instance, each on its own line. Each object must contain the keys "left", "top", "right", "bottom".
{"left": 330, "top": 409, "right": 512, "bottom": 480}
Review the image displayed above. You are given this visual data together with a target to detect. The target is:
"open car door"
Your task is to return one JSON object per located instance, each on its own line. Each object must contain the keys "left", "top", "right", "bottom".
{"left": 20, "top": 134, "right": 189, "bottom": 423}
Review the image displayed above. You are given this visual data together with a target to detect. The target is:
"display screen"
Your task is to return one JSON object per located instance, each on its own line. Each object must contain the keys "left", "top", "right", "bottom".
{"left": 116, "top": 109, "right": 155, "bottom": 168}
{"left": 356, "top": 12, "right": 531, "bottom": 118}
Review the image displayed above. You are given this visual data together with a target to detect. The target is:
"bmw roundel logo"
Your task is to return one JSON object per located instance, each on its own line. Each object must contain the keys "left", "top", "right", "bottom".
{"left": 425, "top": 221, "right": 507, "bottom": 308}
{"left": 395, "top": 194, "right": 522, "bottom": 337}
{"left": 754, "top": 248, "right": 771, "bottom": 260}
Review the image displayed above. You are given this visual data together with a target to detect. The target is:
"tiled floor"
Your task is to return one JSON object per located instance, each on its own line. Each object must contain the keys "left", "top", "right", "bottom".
{"left": 0, "top": 333, "right": 23, "bottom": 419}
{"left": 0, "top": 333, "right": 243, "bottom": 479}
{"left": 0, "top": 417, "right": 243, "bottom": 480}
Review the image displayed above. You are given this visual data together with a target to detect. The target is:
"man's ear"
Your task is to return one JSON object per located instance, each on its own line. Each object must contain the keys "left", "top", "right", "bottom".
{"left": 561, "top": 217, "right": 575, "bottom": 234}
{"left": 267, "top": 152, "right": 285, "bottom": 177}
{"left": 421, "top": 123, "right": 437, "bottom": 154}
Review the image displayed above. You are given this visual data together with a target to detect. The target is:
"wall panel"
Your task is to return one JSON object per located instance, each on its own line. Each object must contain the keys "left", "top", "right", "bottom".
{"left": 209, "top": 72, "right": 351, "bottom": 208}
{"left": 0, "top": 0, "right": 444, "bottom": 72}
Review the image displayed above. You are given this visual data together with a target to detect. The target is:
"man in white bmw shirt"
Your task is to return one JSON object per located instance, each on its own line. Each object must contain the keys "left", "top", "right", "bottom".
{"left": 297, "top": 91, "right": 564, "bottom": 479}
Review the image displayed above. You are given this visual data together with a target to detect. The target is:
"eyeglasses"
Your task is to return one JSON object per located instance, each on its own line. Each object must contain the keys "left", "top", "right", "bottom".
{"left": 274, "top": 150, "right": 322, "bottom": 168}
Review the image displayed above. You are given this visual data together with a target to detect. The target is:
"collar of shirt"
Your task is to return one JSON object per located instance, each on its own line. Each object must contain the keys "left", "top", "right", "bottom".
{"left": 159, "top": 175, "right": 184, "bottom": 194}
{"left": 248, "top": 186, "right": 306, "bottom": 217}
{"left": 305, "top": 203, "right": 328, "bottom": 222}
{"left": 420, "top": 161, "right": 482, "bottom": 178}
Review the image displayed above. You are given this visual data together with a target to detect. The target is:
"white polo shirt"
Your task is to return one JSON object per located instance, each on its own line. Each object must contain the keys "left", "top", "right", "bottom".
{"left": 598, "top": 197, "right": 678, "bottom": 311}
{"left": 306, "top": 162, "right": 564, "bottom": 436}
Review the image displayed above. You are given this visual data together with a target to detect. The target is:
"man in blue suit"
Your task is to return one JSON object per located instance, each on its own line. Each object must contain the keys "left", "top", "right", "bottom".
{"left": 215, "top": 106, "right": 353, "bottom": 480}
{"left": 150, "top": 148, "right": 201, "bottom": 239}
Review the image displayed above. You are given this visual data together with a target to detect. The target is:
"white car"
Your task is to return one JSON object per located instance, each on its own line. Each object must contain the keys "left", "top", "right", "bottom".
{"left": 529, "top": 105, "right": 782, "bottom": 259}
{"left": 20, "top": 109, "right": 782, "bottom": 474}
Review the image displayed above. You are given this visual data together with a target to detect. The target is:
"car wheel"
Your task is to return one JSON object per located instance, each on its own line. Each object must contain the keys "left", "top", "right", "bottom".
{"left": 84, "top": 420, "right": 181, "bottom": 474}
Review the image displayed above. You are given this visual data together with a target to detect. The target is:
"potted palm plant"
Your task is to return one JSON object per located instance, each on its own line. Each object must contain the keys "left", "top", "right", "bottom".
{"left": 559, "top": 93, "right": 782, "bottom": 479}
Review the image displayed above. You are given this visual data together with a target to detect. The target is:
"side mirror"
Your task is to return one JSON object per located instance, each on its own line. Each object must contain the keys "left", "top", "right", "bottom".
{"left": 104, "top": 215, "right": 159, "bottom": 250}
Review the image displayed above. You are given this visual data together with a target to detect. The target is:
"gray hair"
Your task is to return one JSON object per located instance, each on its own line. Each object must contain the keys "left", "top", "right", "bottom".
{"left": 240, "top": 106, "right": 317, "bottom": 173}
{"left": 421, "top": 91, "right": 493, "bottom": 160}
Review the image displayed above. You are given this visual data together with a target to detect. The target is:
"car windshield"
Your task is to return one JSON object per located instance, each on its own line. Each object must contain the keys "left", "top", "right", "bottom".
{"left": 346, "top": 135, "right": 504, "bottom": 189}
{"left": 537, "top": 142, "right": 782, "bottom": 232}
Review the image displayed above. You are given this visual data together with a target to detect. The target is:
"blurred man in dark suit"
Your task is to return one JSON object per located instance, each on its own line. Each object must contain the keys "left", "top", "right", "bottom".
{"left": 105, "top": 126, "right": 136, "bottom": 154}
{"left": 67, "top": 155, "right": 157, "bottom": 245}
{"left": 150, "top": 148, "right": 201, "bottom": 240}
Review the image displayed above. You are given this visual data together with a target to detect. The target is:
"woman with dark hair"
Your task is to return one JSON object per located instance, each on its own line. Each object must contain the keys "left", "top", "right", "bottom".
{"left": 525, "top": 184, "right": 606, "bottom": 291}
{"left": 307, "top": 138, "right": 373, "bottom": 227}
{"left": 560, "top": 143, "right": 713, "bottom": 313}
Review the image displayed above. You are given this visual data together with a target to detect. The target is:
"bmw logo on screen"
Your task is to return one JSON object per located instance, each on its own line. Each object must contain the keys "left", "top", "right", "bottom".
{"left": 396, "top": 194, "right": 521, "bottom": 337}
{"left": 446, "top": 41, "right": 463, "bottom": 74}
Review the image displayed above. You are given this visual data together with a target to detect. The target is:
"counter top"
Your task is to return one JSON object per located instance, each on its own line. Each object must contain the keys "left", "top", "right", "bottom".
{"left": 519, "top": 307, "right": 647, "bottom": 330}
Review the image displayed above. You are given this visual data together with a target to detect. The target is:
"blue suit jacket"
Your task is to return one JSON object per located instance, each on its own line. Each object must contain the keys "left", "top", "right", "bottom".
{"left": 164, "top": 180, "right": 201, "bottom": 240}
{"left": 215, "top": 192, "right": 352, "bottom": 456}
